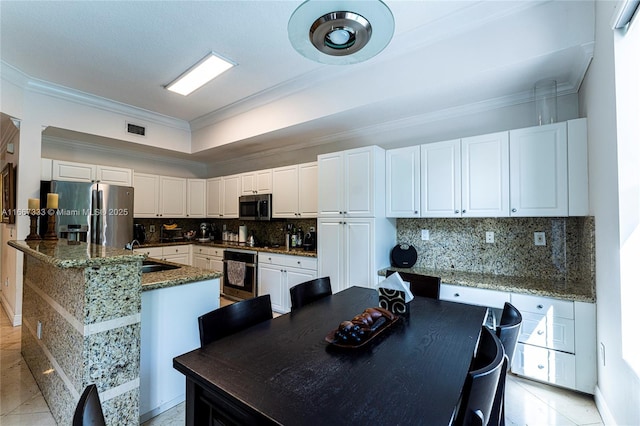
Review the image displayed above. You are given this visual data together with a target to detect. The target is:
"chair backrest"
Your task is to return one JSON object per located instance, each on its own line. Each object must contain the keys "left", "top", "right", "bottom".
{"left": 72, "top": 384, "right": 106, "bottom": 426}
{"left": 455, "top": 326, "right": 505, "bottom": 426}
{"left": 198, "top": 294, "right": 273, "bottom": 347}
{"left": 385, "top": 270, "right": 441, "bottom": 299}
{"left": 496, "top": 302, "right": 522, "bottom": 366}
{"left": 289, "top": 277, "right": 332, "bottom": 310}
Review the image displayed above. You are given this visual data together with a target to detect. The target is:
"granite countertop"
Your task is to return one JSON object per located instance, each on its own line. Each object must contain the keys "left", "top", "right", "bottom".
{"left": 8, "top": 239, "right": 144, "bottom": 268}
{"left": 381, "top": 266, "right": 595, "bottom": 303}
{"left": 140, "top": 260, "right": 222, "bottom": 292}
{"left": 138, "top": 240, "right": 318, "bottom": 258}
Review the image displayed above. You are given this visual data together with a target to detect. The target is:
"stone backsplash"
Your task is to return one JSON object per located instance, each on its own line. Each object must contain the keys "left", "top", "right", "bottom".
{"left": 396, "top": 216, "right": 595, "bottom": 285}
{"left": 135, "top": 217, "right": 317, "bottom": 248}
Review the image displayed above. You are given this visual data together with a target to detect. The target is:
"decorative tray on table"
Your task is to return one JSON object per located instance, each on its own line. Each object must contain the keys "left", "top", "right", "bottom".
{"left": 325, "top": 307, "right": 399, "bottom": 349}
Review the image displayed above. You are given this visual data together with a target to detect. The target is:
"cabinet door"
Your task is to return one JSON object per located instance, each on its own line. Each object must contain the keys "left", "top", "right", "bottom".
{"left": 421, "top": 140, "right": 461, "bottom": 217}
{"left": 163, "top": 253, "right": 190, "bottom": 265}
{"left": 386, "top": 146, "right": 421, "bottom": 217}
{"left": 206, "top": 177, "right": 223, "bottom": 218}
{"left": 510, "top": 123, "right": 568, "bottom": 216}
{"left": 187, "top": 179, "right": 206, "bottom": 218}
{"left": 133, "top": 173, "right": 159, "bottom": 217}
{"left": 317, "top": 219, "right": 344, "bottom": 293}
{"left": 192, "top": 254, "right": 210, "bottom": 269}
{"left": 285, "top": 268, "right": 317, "bottom": 312}
{"left": 272, "top": 165, "right": 299, "bottom": 218}
{"left": 461, "top": 131, "right": 510, "bottom": 217}
{"left": 52, "top": 160, "right": 96, "bottom": 182}
{"left": 222, "top": 175, "right": 240, "bottom": 218}
{"left": 159, "top": 176, "right": 186, "bottom": 217}
{"left": 344, "top": 219, "right": 374, "bottom": 289}
{"left": 344, "top": 147, "right": 375, "bottom": 217}
{"left": 317, "top": 152, "right": 344, "bottom": 217}
{"left": 258, "top": 264, "right": 285, "bottom": 313}
{"left": 255, "top": 169, "right": 273, "bottom": 194}
{"left": 298, "top": 162, "right": 317, "bottom": 217}
{"left": 96, "top": 165, "right": 132, "bottom": 186}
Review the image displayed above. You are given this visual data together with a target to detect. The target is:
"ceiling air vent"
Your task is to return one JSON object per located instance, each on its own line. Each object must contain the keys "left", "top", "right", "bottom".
{"left": 126, "top": 122, "right": 146, "bottom": 137}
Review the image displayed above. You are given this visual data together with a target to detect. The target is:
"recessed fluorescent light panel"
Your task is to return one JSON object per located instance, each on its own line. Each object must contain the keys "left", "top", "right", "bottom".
{"left": 166, "top": 52, "right": 235, "bottom": 96}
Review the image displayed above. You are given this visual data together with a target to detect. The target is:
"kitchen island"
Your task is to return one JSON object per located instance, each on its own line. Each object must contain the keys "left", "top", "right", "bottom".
{"left": 8, "top": 239, "right": 221, "bottom": 426}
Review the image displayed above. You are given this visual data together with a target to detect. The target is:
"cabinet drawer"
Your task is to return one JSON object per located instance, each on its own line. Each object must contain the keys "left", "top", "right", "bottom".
{"left": 440, "top": 284, "right": 510, "bottom": 308}
{"left": 519, "top": 313, "right": 575, "bottom": 353}
{"left": 135, "top": 247, "right": 163, "bottom": 258}
{"left": 512, "top": 343, "right": 576, "bottom": 389}
{"left": 163, "top": 245, "right": 190, "bottom": 255}
{"left": 283, "top": 256, "right": 317, "bottom": 271}
{"left": 511, "top": 293, "right": 574, "bottom": 319}
{"left": 258, "top": 253, "right": 286, "bottom": 266}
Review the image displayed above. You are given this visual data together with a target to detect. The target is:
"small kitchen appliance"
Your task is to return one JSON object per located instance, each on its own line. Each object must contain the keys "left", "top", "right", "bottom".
{"left": 390, "top": 244, "right": 418, "bottom": 268}
{"left": 133, "top": 223, "right": 146, "bottom": 244}
{"left": 303, "top": 230, "right": 316, "bottom": 251}
{"left": 239, "top": 194, "right": 272, "bottom": 221}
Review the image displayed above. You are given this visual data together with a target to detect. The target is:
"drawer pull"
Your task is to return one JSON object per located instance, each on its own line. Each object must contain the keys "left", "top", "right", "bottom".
{"left": 537, "top": 304, "right": 544, "bottom": 310}
{"left": 454, "top": 293, "right": 460, "bottom": 297}
{"left": 537, "top": 330, "right": 545, "bottom": 335}
{"left": 537, "top": 364, "right": 545, "bottom": 370}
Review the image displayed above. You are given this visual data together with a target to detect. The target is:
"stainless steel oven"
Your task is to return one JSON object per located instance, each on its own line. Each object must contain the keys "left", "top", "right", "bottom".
{"left": 223, "top": 249, "right": 258, "bottom": 301}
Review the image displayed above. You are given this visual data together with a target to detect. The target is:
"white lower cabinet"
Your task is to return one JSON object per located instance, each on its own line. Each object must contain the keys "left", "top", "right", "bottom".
{"left": 440, "top": 284, "right": 596, "bottom": 394}
{"left": 136, "top": 245, "right": 191, "bottom": 265}
{"left": 192, "top": 246, "right": 225, "bottom": 293}
{"left": 258, "top": 253, "right": 317, "bottom": 313}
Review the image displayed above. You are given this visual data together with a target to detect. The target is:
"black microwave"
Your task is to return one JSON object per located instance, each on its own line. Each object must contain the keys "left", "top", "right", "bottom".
{"left": 239, "top": 194, "right": 272, "bottom": 221}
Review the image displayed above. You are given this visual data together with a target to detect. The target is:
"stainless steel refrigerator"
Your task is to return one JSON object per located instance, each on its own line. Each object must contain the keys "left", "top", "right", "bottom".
{"left": 40, "top": 181, "right": 134, "bottom": 249}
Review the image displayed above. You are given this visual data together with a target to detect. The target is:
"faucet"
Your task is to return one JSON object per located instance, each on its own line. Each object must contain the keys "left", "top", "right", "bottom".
{"left": 125, "top": 239, "right": 140, "bottom": 250}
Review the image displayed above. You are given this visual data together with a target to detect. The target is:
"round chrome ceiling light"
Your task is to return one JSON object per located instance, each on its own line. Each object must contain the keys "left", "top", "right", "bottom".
{"left": 288, "top": 1, "right": 394, "bottom": 65}
{"left": 310, "top": 11, "right": 371, "bottom": 56}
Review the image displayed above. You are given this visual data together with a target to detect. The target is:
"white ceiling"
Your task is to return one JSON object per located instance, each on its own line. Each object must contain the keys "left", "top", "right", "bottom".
{"left": 0, "top": 1, "right": 595, "bottom": 168}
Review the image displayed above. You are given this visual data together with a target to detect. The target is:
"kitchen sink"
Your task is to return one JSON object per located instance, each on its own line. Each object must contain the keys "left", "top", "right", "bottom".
{"left": 141, "top": 260, "right": 181, "bottom": 274}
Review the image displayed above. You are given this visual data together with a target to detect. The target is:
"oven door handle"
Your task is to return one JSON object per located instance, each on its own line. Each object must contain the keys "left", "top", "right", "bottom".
{"left": 223, "top": 260, "right": 256, "bottom": 268}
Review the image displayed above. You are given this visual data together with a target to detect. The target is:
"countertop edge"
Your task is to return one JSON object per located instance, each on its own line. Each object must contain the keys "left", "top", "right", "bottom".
{"left": 136, "top": 241, "right": 317, "bottom": 258}
{"left": 379, "top": 266, "right": 595, "bottom": 304}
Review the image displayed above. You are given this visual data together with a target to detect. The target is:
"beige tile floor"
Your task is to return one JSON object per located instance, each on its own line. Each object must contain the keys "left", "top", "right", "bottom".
{"left": 1, "top": 305, "right": 602, "bottom": 426}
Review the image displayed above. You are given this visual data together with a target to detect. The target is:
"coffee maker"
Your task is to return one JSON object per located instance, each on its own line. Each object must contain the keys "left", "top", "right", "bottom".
{"left": 303, "top": 230, "right": 316, "bottom": 251}
{"left": 133, "top": 223, "right": 146, "bottom": 244}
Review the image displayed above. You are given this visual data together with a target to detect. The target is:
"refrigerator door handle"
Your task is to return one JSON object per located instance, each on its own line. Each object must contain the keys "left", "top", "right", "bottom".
{"left": 91, "top": 188, "right": 100, "bottom": 244}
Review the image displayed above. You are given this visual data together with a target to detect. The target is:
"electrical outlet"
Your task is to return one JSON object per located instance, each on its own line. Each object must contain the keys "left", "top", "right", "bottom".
{"left": 37, "top": 321, "right": 42, "bottom": 340}
{"left": 421, "top": 229, "right": 430, "bottom": 241}
{"left": 149, "top": 225, "right": 155, "bottom": 233}
{"left": 534, "top": 232, "right": 546, "bottom": 246}
{"left": 486, "top": 231, "right": 495, "bottom": 243}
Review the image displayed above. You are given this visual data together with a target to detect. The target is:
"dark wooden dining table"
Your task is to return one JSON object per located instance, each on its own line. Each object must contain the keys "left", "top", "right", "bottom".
{"left": 173, "top": 286, "right": 488, "bottom": 425}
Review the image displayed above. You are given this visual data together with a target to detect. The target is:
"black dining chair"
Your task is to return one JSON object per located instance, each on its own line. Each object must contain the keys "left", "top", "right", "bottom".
{"left": 198, "top": 294, "right": 273, "bottom": 347}
{"left": 289, "top": 276, "right": 332, "bottom": 311}
{"left": 454, "top": 326, "right": 505, "bottom": 426}
{"left": 488, "top": 302, "right": 522, "bottom": 426}
{"left": 72, "top": 384, "right": 106, "bottom": 426}
{"left": 385, "top": 270, "right": 441, "bottom": 299}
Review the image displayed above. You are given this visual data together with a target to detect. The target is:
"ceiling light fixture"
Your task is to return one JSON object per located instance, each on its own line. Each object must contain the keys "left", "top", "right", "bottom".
{"left": 166, "top": 52, "right": 235, "bottom": 96}
{"left": 288, "top": 0, "right": 394, "bottom": 65}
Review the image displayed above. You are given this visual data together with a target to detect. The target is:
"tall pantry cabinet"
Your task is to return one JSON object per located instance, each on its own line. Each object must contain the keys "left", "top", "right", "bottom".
{"left": 317, "top": 146, "right": 395, "bottom": 293}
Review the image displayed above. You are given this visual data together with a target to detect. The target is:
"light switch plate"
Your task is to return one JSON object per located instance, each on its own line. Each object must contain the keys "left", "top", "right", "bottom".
{"left": 486, "top": 231, "right": 495, "bottom": 243}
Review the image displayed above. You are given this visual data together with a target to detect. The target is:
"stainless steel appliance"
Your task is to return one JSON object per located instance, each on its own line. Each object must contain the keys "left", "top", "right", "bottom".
{"left": 40, "top": 180, "right": 134, "bottom": 248}
{"left": 238, "top": 194, "right": 271, "bottom": 221}
{"left": 223, "top": 248, "right": 258, "bottom": 300}
{"left": 134, "top": 223, "right": 146, "bottom": 243}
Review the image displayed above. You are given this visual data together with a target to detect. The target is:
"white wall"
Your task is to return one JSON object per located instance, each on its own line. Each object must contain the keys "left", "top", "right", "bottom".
{"left": 581, "top": 1, "right": 640, "bottom": 425}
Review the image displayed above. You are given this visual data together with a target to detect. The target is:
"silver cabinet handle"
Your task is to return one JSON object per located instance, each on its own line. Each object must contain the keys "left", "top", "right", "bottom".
{"left": 537, "top": 330, "right": 544, "bottom": 335}
{"left": 537, "top": 304, "right": 544, "bottom": 309}
{"left": 454, "top": 210, "right": 460, "bottom": 214}
{"left": 537, "top": 364, "right": 545, "bottom": 370}
{"left": 462, "top": 209, "right": 466, "bottom": 214}
{"left": 454, "top": 293, "right": 460, "bottom": 297}
{"left": 512, "top": 208, "right": 517, "bottom": 213}
{"left": 414, "top": 210, "right": 418, "bottom": 214}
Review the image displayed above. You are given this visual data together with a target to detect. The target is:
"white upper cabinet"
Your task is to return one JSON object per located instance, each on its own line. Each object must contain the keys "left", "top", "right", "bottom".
{"left": 461, "top": 131, "right": 510, "bottom": 217}
{"left": 51, "top": 159, "right": 132, "bottom": 186}
{"left": 385, "top": 146, "right": 420, "bottom": 217}
{"left": 241, "top": 169, "right": 273, "bottom": 195}
{"left": 318, "top": 146, "right": 385, "bottom": 218}
{"left": 133, "top": 172, "right": 159, "bottom": 218}
{"left": 421, "top": 139, "right": 461, "bottom": 217}
{"left": 272, "top": 162, "right": 317, "bottom": 218}
{"left": 159, "top": 176, "right": 186, "bottom": 217}
{"left": 509, "top": 122, "right": 568, "bottom": 216}
{"left": 186, "top": 179, "right": 206, "bottom": 218}
{"left": 222, "top": 175, "right": 240, "bottom": 218}
{"left": 206, "top": 177, "right": 223, "bottom": 218}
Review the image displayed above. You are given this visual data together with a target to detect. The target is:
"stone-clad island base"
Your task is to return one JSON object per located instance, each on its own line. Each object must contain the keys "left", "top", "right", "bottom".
{"left": 9, "top": 240, "right": 145, "bottom": 426}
